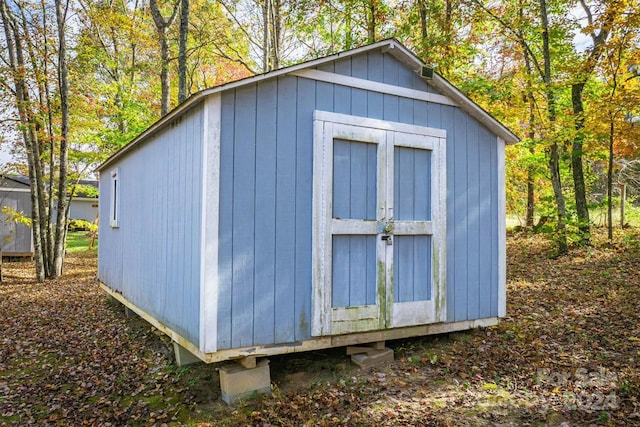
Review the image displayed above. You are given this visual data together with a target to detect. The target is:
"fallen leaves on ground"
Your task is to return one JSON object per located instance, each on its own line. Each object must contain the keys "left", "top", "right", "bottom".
{"left": 1, "top": 228, "right": 639, "bottom": 426}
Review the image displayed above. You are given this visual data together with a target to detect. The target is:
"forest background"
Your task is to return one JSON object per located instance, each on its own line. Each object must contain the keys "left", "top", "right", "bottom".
{"left": 1, "top": 0, "right": 639, "bottom": 280}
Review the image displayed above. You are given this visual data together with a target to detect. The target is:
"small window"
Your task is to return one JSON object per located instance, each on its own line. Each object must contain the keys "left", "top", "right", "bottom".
{"left": 110, "top": 168, "right": 120, "bottom": 228}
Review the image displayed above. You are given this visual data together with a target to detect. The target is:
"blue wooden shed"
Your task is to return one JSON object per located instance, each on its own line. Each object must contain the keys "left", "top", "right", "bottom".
{"left": 0, "top": 175, "right": 34, "bottom": 257}
{"left": 97, "top": 39, "right": 518, "bottom": 365}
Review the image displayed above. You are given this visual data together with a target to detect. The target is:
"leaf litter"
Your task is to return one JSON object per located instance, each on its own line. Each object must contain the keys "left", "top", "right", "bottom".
{"left": 1, "top": 229, "right": 639, "bottom": 426}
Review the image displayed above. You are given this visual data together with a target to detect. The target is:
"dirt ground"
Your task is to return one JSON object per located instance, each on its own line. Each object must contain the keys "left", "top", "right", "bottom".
{"left": 1, "top": 229, "right": 639, "bottom": 426}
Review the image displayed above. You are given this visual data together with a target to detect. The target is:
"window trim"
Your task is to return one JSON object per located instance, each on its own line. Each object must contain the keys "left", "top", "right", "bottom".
{"left": 110, "top": 168, "right": 120, "bottom": 228}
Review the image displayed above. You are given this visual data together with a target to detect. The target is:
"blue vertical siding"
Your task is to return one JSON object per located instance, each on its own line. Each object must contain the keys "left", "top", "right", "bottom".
{"left": 218, "top": 93, "right": 235, "bottom": 349}
{"left": 216, "top": 50, "right": 501, "bottom": 348}
{"left": 330, "top": 138, "right": 378, "bottom": 310}
{"left": 332, "top": 236, "right": 377, "bottom": 307}
{"left": 333, "top": 139, "right": 377, "bottom": 220}
{"left": 466, "top": 117, "right": 481, "bottom": 321}
{"left": 253, "top": 79, "right": 278, "bottom": 346}
{"left": 394, "top": 236, "right": 431, "bottom": 302}
{"left": 394, "top": 147, "right": 431, "bottom": 221}
{"left": 274, "top": 76, "right": 298, "bottom": 344}
{"left": 231, "top": 85, "right": 257, "bottom": 349}
{"left": 295, "top": 78, "right": 316, "bottom": 340}
{"left": 98, "top": 104, "right": 204, "bottom": 346}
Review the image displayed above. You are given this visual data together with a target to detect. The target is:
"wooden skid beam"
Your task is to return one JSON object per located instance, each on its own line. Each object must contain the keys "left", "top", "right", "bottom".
{"left": 99, "top": 281, "right": 498, "bottom": 364}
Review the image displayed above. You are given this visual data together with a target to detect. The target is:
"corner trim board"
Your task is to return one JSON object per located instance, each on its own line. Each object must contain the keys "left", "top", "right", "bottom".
{"left": 497, "top": 137, "right": 507, "bottom": 317}
{"left": 200, "top": 93, "right": 222, "bottom": 353}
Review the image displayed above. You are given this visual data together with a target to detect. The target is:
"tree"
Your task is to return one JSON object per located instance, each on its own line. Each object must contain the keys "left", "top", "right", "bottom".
{"left": 150, "top": 0, "right": 180, "bottom": 115}
{"left": 569, "top": 0, "right": 618, "bottom": 243}
{"left": 74, "top": 0, "right": 158, "bottom": 155}
{"left": 0, "top": 0, "right": 72, "bottom": 279}
{"left": 589, "top": 14, "right": 640, "bottom": 238}
{"left": 467, "top": 0, "right": 571, "bottom": 253}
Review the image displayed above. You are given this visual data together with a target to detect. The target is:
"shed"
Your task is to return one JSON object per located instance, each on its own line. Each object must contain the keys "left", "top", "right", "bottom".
{"left": 57, "top": 180, "right": 99, "bottom": 223}
{"left": 0, "top": 175, "right": 34, "bottom": 257}
{"left": 97, "top": 39, "right": 518, "bottom": 368}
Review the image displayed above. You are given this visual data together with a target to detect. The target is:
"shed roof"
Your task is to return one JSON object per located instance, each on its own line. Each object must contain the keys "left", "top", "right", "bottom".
{"left": 0, "top": 174, "right": 31, "bottom": 187}
{"left": 0, "top": 175, "right": 98, "bottom": 198}
{"left": 98, "top": 39, "right": 519, "bottom": 172}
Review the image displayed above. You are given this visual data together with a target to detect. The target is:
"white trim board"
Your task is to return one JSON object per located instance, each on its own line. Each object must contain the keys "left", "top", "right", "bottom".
{"left": 0, "top": 187, "right": 30, "bottom": 193}
{"left": 291, "top": 69, "right": 457, "bottom": 107}
{"left": 199, "top": 93, "right": 221, "bottom": 353}
{"left": 497, "top": 137, "right": 507, "bottom": 318}
{"left": 314, "top": 110, "right": 446, "bottom": 138}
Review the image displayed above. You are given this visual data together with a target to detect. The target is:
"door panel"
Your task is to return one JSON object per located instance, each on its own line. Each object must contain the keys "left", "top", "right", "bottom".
{"left": 394, "top": 147, "right": 431, "bottom": 221}
{"left": 389, "top": 135, "right": 438, "bottom": 327}
{"left": 326, "top": 127, "right": 386, "bottom": 335}
{"left": 332, "top": 235, "right": 377, "bottom": 307}
{"left": 332, "top": 139, "right": 377, "bottom": 220}
{"left": 393, "top": 236, "right": 432, "bottom": 303}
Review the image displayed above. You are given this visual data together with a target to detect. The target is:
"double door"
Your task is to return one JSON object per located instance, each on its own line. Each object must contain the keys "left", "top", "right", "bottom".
{"left": 312, "top": 111, "right": 446, "bottom": 336}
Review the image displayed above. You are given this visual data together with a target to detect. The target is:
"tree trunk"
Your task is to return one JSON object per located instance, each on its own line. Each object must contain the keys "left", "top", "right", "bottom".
{"left": 178, "top": 0, "right": 189, "bottom": 103}
{"left": 270, "top": 0, "right": 281, "bottom": 70}
{"left": 540, "top": 0, "right": 567, "bottom": 254}
{"left": 607, "top": 120, "right": 614, "bottom": 240}
{"left": 571, "top": 82, "right": 590, "bottom": 242}
{"left": 0, "top": 0, "right": 46, "bottom": 281}
{"left": 150, "top": 0, "right": 179, "bottom": 116}
{"left": 526, "top": 146, "right": 535, "bottom": 227}
{"left": 52, "top": 0, "right": 70, "bottom": 278}
{"left": 262, "top": 0, "right": 269, "bottom": 71}
{"left": 522, "top": 42, "right": 536, "bottom": 228}
{"left": 36, "top": 0, "right": 55, "bottom": 272}
{"left": 367, "top": 0, "right": 376, "bottom": 43}
{"left": 620, "top": 183, "right": 626, "bottom": 227}
{"left": 418, "top": 0, "right": 427, "bottom": 42}
{"left": 160, "top": 36, "right": 170, "bottom": 115}
{"left": 345, "top": 1, "right": 353, "bottom": 50}
{"left": 569, "top": 0, "right": 614, "bottom": 242}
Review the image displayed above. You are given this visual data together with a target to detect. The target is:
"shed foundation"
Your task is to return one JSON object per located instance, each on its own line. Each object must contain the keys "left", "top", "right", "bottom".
{"left": 173, "top": 342, "right": 202, "bottom": 367}
{"left": 219, "top": 359, "right": 271, "bottom": 404}
{"left": 351, "top": 347, "right": 394, "bottom": 368}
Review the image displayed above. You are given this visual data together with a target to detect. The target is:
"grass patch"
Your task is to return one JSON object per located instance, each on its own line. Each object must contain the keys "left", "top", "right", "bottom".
{"left": 65, "top": 230, "right": 97, "bottom": 254}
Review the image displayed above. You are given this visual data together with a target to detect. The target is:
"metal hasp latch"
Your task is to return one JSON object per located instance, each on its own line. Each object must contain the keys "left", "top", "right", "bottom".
{"left": 378, "top": 220, "right": 394, "bottom": 245}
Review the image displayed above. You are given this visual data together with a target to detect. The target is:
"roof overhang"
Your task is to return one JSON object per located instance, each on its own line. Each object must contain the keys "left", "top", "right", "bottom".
{"left": 97, "top": 39, "right": 519, "bottom": 172}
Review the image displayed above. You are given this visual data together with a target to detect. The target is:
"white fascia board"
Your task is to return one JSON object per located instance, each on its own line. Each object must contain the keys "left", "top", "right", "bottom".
{"left": 0, "top": 187, "right": 30, "bottom": 193}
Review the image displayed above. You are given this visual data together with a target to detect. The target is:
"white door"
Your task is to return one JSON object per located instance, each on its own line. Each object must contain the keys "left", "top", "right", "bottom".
{"left": 312, "top": 111, "right": 446, "bottom": 336}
